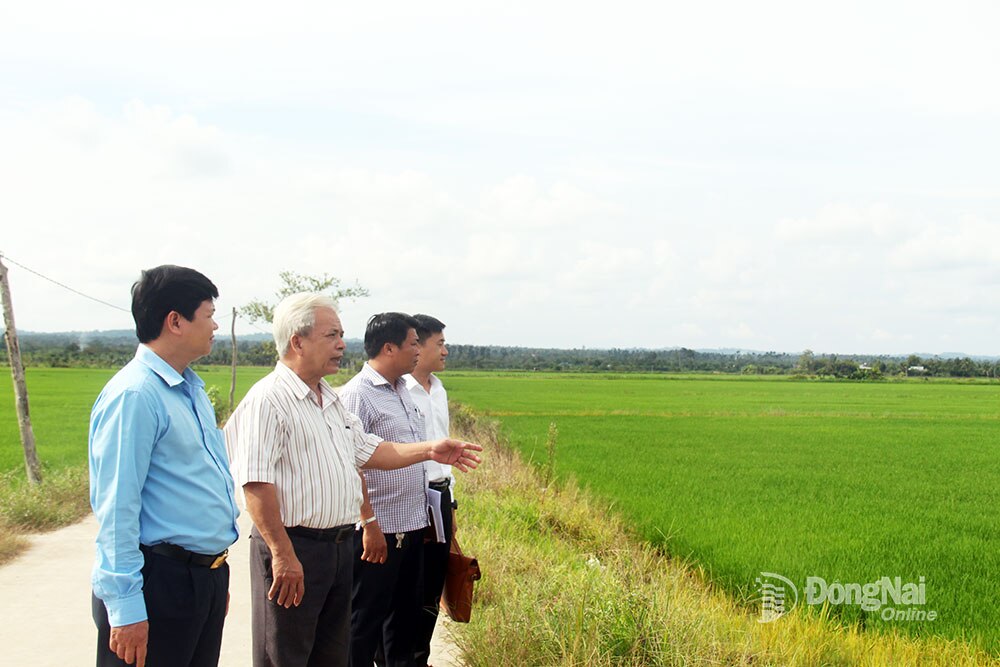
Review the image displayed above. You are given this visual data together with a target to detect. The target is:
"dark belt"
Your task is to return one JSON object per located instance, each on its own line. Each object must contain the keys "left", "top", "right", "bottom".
{"left": 141, "top": 543, "right": 228, "bottom": 569}
{"left": 429, "top": 479, "right": 450, "bottom": 491}
{"left": 285, "top": 524, "right": 354, "bottom": 543}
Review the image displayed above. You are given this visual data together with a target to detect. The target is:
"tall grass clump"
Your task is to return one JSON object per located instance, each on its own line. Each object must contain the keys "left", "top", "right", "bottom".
{"left": 448, "top": 404, "right": 1000, "bottom": 666}
{"left": 543, "top": 421, "right": 558, "bottom": 487}
{"left": 0, "top": 466, "right": 90, "bottom": 564}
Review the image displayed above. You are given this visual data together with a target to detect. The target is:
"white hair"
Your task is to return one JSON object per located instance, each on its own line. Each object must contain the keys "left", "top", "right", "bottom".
{"left": 272, "top": 292, "right": 339, "bottom": 356}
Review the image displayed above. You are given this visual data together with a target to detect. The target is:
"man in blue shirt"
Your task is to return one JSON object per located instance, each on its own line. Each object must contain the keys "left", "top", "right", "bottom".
{"left": 89, "top": 265, "right": 239, "bottom": 667}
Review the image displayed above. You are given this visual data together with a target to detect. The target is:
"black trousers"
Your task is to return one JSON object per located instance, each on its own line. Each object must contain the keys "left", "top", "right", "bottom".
{"left": 412, "top": 487, "right": 454, "bottom": 667}
{"left": 351, "top": 527, "right": 424, "bottom": 667}
{"left": 250, "top": 526, "right": 354, "bottom": 667}
{"left": 92, "top": 549, "right": 229, "bottom": 667}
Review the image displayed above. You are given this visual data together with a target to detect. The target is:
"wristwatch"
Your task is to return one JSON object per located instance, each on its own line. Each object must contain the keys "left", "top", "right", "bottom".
{"left": 356, "top": 515, "right": 378, "bottom": 530}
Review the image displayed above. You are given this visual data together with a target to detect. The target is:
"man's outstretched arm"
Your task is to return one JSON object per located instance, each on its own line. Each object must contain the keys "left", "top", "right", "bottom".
{"left": 362, "top": 438, "right": 482, "bottom": 472}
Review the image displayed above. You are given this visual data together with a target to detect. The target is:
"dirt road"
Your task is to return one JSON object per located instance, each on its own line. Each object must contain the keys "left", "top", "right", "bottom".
{"left": 0, "top": 513, "right": 461, "bottom": 666}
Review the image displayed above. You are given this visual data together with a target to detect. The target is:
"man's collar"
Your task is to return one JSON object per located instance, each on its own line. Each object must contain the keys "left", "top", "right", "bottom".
{"left": 360, "top": 362, "right": 394, "bottom": 387}
{"left": 404, "top": 372, "right": 440, "bottom": 391}
{"left": 135, "top": 344, "right": 200, "bottom": 388}
{"left": 276, "top": 361, "right": 336, "bottom": 402}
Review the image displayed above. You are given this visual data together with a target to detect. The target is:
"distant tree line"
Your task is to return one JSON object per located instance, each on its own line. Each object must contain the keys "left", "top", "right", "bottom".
{"left": 446, "top": 345, "right": 1000, "bottom": 378}
{"left": 5, "top": 332, "right": 998, "bottom": 380}
{"left": 0, "top": 331, "right": 365, "bottom": 372}
{"left": 2, "top": 332, "right": 138, "bottom": 368}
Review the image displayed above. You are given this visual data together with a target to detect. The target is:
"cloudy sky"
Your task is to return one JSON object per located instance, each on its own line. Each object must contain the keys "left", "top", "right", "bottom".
{"left": 2, "top": 1, "right": 999, "bottom": 354}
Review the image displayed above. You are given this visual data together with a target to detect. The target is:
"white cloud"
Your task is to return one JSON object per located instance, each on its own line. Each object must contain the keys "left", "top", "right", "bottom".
{"left": 477, "top": 177, "right": 621, "bottom": 232}
{"left": 727, "top": 322, "right": 755, "bottom": 340}
{"left": 673, "top": 322, "right": 705, "bottom": 340}
{"left": 871, "top": 329, "right": 894, "bottom": 342}
{"left": 888, "top": 215, "right": 1000, "bottom": 272}
{"left": 774, "top": 203, "right": 901, "bottom": 244}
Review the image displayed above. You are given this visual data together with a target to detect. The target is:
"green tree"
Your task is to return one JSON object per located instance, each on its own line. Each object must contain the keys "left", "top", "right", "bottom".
{"left": 240, "top": 271, "right": 370, "bottom": 324}
{"left": 797, "top": 349, "right": 816, "bottom": 374}
{"left": 229, "top": 272, "right": 370, "bottom": 402}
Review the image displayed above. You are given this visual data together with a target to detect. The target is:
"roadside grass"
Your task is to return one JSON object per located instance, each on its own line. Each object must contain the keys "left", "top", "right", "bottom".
{"left": 0, "top": 465, "right": 90, "bottom": 565}
{"left": 0, "top": 366, "right": 111, "bottom": 565}
{"left": 450, "top": 405, "right": 1000, "bottom": 666}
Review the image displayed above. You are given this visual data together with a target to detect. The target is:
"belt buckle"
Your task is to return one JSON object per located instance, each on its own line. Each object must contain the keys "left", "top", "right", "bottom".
{"left": 209, "top": 550, "right": 228, "bottom": 569}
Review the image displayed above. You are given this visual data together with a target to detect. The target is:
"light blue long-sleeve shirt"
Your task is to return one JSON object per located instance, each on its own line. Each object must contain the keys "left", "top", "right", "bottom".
{"left": 89, "top": 345, "right": 239, "bottom": 626}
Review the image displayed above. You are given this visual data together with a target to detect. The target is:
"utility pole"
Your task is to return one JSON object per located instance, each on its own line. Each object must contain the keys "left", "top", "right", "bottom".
{"left": 228, "top": 306, "right": 237, "bottom": 412}
{"left": 0, "top": 254, "right": 43, "bottom": 485}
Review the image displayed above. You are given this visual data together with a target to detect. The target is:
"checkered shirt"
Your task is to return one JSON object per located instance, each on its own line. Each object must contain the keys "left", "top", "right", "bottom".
{"left": 339, "top": 363, "right": 428, "bottom": 533}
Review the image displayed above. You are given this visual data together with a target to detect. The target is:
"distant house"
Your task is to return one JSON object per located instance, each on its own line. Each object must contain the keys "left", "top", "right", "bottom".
{"left": 907, "top": 365, "right": 927, "bottom": 375}
{"left": 859, "top": 363, "right": 872, "bottom": 371}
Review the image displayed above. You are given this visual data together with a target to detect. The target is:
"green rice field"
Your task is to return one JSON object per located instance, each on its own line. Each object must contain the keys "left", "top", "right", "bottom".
{"left": 0, "top": 365, "right": 272, "bottom": 473}
{"left": 3, "top": 366, "right": 999, "bottom": 652}
{"left": 443, "top": 371, "right": 1000, "bottom": 652}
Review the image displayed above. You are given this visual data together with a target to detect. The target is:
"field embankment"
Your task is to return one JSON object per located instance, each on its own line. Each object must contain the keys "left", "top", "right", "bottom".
{"left": 450, "top": 404, "right": 1000, "bottom": 666}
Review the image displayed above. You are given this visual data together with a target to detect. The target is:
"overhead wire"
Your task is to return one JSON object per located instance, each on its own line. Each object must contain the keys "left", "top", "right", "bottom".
{"left": 0, "top": 253, "right": 269, "bottom": 333}
{"left": 0, "top": 252, "right": 130, "bottom": 313}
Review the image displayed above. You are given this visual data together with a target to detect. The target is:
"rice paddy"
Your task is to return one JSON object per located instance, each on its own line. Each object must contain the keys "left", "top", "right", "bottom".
{"left": 444, "top": 371, "right": 1000, "bottom": 651}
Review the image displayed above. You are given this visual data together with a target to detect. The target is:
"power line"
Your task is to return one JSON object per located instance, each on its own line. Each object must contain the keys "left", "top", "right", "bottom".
{"left": 247, "top": 320, "right": 271, "bottom": 335}
{"left": 216, "top": 307, "right": 268, "bottom": 333}
{"left": 1, "top": 252, "right": 270, "bottom": 335}
{"left": 0, "top": 252, "right": 130, "bottom": 313}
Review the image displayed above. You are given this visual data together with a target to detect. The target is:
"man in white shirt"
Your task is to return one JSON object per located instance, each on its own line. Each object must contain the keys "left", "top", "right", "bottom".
{"left": 225, "top": 294, "right": 481, "bottom": 667}
{"left": 404, "top": 314, "right": 454, "bottom": 667}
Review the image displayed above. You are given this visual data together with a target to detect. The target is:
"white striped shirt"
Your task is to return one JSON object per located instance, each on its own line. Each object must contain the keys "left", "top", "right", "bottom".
{"left": 340, "top": 363, "right": 428, "bottom": 533}
{"left": 224, "top": 362, "right": 381, "bottom": 529}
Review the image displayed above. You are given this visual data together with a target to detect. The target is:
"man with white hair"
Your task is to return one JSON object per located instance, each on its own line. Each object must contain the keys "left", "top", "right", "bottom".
{"left": 224, "top": 293, "right": 481, "bottom": 667}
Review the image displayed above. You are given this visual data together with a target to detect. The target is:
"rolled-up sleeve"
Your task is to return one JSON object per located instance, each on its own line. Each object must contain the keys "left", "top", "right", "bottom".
{"left": 225, "top": 394, "right": 284, "bottom": 486}
{"left": 89, "top": 389, "right": 157, "bottom": 627}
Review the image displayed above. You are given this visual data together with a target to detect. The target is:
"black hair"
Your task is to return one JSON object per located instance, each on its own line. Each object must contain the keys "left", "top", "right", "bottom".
{"left": 412, "top": 314, "right": 446, "bottom": 344}
{"left": 364, "top": 312, "right": 419, "bottom": 359}
{"left": 131, "top": 265, "right": 219, "bottom": 343}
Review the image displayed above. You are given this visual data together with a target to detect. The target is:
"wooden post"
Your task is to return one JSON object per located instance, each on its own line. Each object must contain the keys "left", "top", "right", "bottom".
{"left": 228, "top": 307, "right": 237, "bottom": 411}
{"left": 0, "top": 255, "right": 43, "bottom": 485}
